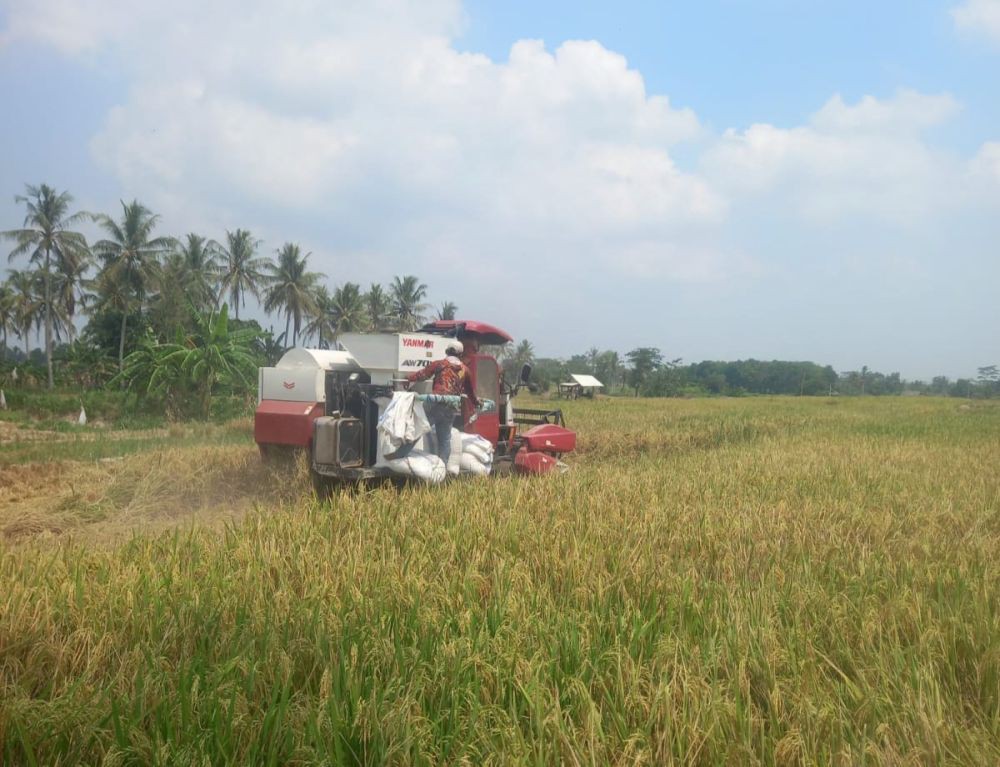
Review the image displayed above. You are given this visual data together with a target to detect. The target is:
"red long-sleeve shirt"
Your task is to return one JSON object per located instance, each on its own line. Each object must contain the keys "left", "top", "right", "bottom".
{"left": 407, "top": 356, "right": 478, "bottom": 407}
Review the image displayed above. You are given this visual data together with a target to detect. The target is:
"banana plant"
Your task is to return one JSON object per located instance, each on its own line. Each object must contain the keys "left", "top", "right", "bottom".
{"left": 159, "top": 303, "right": 259, "bottom": 419}
{"left": 114, "top": 304, "right": 260, "bottom": 419}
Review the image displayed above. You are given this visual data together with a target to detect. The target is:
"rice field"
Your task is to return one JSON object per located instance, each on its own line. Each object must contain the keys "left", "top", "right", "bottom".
{"left": 1, "top": 396, "right": 999, "bottom": 765}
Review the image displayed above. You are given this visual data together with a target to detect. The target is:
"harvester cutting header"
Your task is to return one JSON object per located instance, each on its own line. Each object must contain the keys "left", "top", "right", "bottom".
{"left": 254, "top": 320, "right": 576, "bottom": 487}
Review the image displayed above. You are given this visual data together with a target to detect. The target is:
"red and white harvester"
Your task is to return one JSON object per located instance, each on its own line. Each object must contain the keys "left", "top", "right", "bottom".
{"left": 254, "top": 320, "right": 576, "bottom": 486}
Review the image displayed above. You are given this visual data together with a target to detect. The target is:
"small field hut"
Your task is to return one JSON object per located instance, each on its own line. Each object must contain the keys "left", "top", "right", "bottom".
{"left": 558, "top": 374, "right": 604, "bottom": 399}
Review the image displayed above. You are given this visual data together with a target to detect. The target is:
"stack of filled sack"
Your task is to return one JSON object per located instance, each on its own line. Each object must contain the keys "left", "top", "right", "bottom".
{"left": 376, "top": 392, "right": 495, "bottom": 483}
{"left": 376, "top": 392, "right": 447, "bottom": 483}
{"left": 446, "top": 429, "right": 493, "bottom": 477}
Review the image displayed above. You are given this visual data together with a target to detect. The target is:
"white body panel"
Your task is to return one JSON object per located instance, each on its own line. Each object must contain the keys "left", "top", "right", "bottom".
{"left": 257, "top": 347, "right": 362, "bottom": 404}
{"left": 339, "top": 332, "right": 451, "bottom": 386}
{"left": 258, "top": 367, "right": 326, "bottom": 403}
{"left": 275, "top": 348, "right": 357, "bottom": 370}
{"left": 256, "top": 334, "right": 452, "bottom": 404}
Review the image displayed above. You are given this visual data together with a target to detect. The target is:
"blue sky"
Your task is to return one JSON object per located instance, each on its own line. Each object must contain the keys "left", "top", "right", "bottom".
{"left": 1, "top": 0, "right": 998, "bottom": 379}
{"left": 460, "top": 1, "right": 999, "bottom": 145}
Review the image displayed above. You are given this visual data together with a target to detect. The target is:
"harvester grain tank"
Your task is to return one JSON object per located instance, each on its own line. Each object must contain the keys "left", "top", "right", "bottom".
{"left": 254, "top": 319, "right": 576, "bottom": 485}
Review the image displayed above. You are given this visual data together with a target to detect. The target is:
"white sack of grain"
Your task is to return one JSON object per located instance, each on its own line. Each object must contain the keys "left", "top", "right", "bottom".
{"left": 459, "top": 453, "right": 490, "bottom": 476}
{"left": 460, "top": 433, "right": 494, "bottom": 465}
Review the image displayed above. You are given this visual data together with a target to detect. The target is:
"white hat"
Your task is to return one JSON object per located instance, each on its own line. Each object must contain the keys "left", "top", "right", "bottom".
{"left": 446, "top": 340, "right": 464, "bottom": 356}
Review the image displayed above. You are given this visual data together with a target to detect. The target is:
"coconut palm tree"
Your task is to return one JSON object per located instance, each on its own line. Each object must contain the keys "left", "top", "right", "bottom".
{"left": 513, "top": 339, "right": 535, "bottom": 367}
{"left": 50, "top": 257, "right": 90, "bottom": 343}
{"left": 437, "top": 301, "right": 458, "bottom": 321}
{"left": 2, "top": 184, "right": 90, "bottom": 388}
{"left": 149, "top": 253, "right": 194, "bottom": 338}
{"left": 91, "top": 200, "right": 175, "bottom": 372}
{"left": 149, "top": 234, "right": 222, "bottom": 337}
{"left": 390, "top": 275, "right": 428, "bottom": 331}
{"left": 0, "top": 281, "right": 15, "bottom": 361}
{"left": 84, "top": 267, "right": 139, "bottom": 356}
{"left": 303, "top": 285, "right": 335, "bottom": 348}
{"left": 331, "top": 283, "right": 367, "bottom": 337}
{"left": 45, "top": 276, "right": 74, "bottom": 344}
{"left": 217, "top": 229, "right": 268, "bottom": 320}
{"left": 7, "top": 269, "right": 42, "bottom": 359}
{"left": 262, "top": 243, "right": 322, "bottom": 347}
{"left": 365, "top": 283, "right": 389, "bottom": 331}
{"left": 175, "top": 233, "right": 222, "bottom": 311}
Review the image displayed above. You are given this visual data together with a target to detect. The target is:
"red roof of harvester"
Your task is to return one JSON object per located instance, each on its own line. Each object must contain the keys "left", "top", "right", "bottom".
{"left": 421, "top": 320, "right": 513, "bottom": 345}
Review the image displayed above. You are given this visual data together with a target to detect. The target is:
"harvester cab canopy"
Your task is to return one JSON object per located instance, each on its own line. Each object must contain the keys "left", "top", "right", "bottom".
{"left": 419, "top": 320, "right": 513, "bottom": 347}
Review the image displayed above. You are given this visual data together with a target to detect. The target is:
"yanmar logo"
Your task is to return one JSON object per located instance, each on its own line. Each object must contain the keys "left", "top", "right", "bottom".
{"left": 402, "top": 338, "right": 434, "bottom": 348}
{"left": 282, "top": 380, "right": 296, "bottom": 389}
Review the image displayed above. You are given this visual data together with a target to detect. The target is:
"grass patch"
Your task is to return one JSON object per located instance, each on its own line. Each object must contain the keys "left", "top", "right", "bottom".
{"left": 0, "top": 397, "right": 999, "bottom": 764}
{"left": 0, "top": 388, "right": 253, "bottom": 430}
{"left": 0, "top": 420, "right": 252, "bottom": 467}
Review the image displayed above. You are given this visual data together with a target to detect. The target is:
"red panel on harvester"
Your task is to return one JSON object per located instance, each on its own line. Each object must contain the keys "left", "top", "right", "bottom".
{"left": 255, "top": 400, "right": 324, "bottom": 448}
{"left": 515, "top": 450, "right": 558, "bottom": 475}
{"left": 521, "top": 424, "right": 576, "bottom": 453}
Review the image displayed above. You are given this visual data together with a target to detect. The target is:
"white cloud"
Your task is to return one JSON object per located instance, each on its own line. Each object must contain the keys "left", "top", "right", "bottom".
{"left": 952, "top": 0, "right": 1000, "bottom": 45}
{"left": 47, "top": 1, "right": 723, "bottom": 287}
{"left": 702, "top": 91, "right": 966, "bottom": 223}
{"left": 811, "top": 90, "right": 960, "bottom": 133}
{"left": 972, "top": 141, "right": 1000, "bottom": 182}
{"left": 968, "top": 141, "right": 1000, "bottom": 211}
{"left": 9, "top": 2, "right": 978, "bottom": 271}
{"left": 0, "top": 0, "right": 466, "bottom": 56}
{"left": 93, "top": 83, "right": 361, "bottom": 207}
{"left": 1, "top": 3, "right": 988, "bottom": 243}
{"left": 0, "top": 0, "right": 130, "bottom": 54}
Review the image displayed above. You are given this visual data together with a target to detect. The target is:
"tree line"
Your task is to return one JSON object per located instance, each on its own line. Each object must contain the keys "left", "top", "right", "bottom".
{"left": 0, "top": 183, "right": 457, "bottom": 392}
{"left": 4, "top": 183, "right": 995, "bottom": 406}
{"left": 504, "top": 343, "right": 1000, "bottom": 399}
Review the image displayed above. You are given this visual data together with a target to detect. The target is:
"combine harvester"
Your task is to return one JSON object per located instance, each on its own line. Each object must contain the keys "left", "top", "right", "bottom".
{"left": 254, "top": 320, "right": 576, "bottom": 489}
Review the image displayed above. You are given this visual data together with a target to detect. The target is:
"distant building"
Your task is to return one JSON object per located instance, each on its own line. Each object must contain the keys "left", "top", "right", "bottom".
{"left": 558, "top": 374, "right": 604, "bottom": 399}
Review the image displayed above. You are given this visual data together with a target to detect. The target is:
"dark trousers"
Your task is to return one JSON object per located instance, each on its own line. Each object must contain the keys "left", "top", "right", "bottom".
{"left": 424, "top": 402, "right": 458, "bottom": 462}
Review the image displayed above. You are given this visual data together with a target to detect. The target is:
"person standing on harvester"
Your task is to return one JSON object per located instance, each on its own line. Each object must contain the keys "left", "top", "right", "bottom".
{"left": 406, "top": 341, "right": 478, "bottom": 461}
